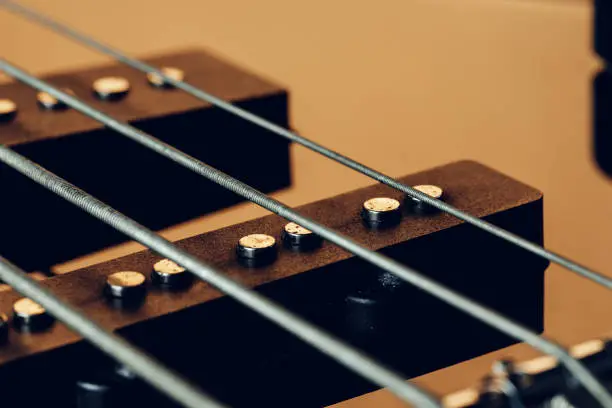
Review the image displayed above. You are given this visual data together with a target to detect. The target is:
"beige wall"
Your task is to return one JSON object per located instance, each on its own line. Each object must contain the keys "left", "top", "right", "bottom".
{"left": 2, "top": 1, "right": 612, "bottom": 406}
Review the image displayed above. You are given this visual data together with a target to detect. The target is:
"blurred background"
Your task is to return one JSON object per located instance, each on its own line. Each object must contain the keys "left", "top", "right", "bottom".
{"left": 1, "top": 0, "right": 610, "bottom": 406}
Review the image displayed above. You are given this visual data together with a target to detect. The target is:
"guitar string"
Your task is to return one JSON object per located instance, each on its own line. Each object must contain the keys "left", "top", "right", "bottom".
{"left": 1, "top": 0, "right": 609, "bottom": 290}
{"left": 0, "top": 256, "right": 226, "bottom": 408}
{"left": 0, "top": 146, "right": 442, "bottom": 408}
{"left": 1, "top": 59, "right": 610, "bottom": 408}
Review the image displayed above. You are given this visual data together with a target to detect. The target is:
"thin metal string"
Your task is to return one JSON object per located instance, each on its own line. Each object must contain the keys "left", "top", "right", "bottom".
{"left": 0, "top": 152, "right": 441, "bottom": 407}
{"left": 1, "top": 0, "right": 609, "bottom": 290}
{"left": 0, "top": 256, "right": 225, "bottom": 408}
{"left": 0, "top": 60, "right": 609, "bottom": 408}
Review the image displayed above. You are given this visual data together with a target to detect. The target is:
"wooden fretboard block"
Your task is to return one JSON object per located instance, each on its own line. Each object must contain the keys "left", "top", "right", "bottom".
{"left": 0, "top": 160, "right": 547, "bottom": 407}
{"left": 0, "top": 48, "right": 291, "bottom": 270}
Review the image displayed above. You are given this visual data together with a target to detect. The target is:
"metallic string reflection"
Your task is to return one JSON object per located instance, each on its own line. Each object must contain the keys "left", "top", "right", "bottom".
{"left": 0, "top": 256, "right": 226, "bottom": 408}
{"left": 1, "top": 59, "right": 610, "bottom": 407}
{"left": 1, "top": 0, "right": 609, "bottom": 289}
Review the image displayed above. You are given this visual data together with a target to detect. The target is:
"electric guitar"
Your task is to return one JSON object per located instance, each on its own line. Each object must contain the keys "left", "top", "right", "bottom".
{"left": 0, "top": 1, "right": 610, "bottom": 407}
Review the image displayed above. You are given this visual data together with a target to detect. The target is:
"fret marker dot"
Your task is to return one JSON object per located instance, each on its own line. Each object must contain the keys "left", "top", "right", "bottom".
{"left": 37, "top": 88, "right": 73, "bottom": 110}
{"left": 406, "top": 184, "right": 444, "bottom": 214}
{"left": 282, "top": 222, "right": 322, "bottom": 250}
{"left": 147, "top": 67, "right": 185, "bottom": 88}
{"left": 284, "top": 222, "right": 312, "bottom": 236}
{"left": 105, "top": 271, "right": 146, "bottom": 299}
{"left": 237, "top": 234, "right": 277, "bottom": 267}
{"left": 414, "top": 185, "right": 443, "bottom": 199}
{"left": 361, "top": 197, "right": 402, "bottom": 228}
{"left": 154, "top": 259, "right": 185, "bottom": 275}
{"left": 152, "top": 259, "right": 191, "bottom": 288}
{"left": 0, "top": 99, "right": 17, "bottom": 122}
{"left": 93, "top": 77, "right": 130, "bottom": 101}
{"left": 13, "top": 298, "right": 54, "bottom": 332}
{"left": 363, "top": 197, "right": 400, "bottom": 212}
{"left": 14, "top": 298, "right": 45, "bottom": 317}
{"left": 239, "top": 234, "right": 276, "bottom": 249}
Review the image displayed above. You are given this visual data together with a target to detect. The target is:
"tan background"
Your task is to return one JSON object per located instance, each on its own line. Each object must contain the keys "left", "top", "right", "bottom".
{"left": 1, "top": 0, "right": 611, "bottom": 406}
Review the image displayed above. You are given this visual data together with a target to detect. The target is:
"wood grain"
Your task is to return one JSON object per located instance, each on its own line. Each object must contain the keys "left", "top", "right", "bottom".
{"left": 0, "top": 48, "right": 292, "bottom": 271}
{"left": 1, "top": 2, "right": 608, "bottom": 406}
{"left": 0, "top": 48, "right": 284, "bottom": 146}
{"left": 0, "top": 160, "right": 542, "bottom": 366}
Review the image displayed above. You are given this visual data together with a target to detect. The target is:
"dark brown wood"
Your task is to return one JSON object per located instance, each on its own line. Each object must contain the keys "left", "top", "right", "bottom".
{"left": 0, "top": 48, "right": 291, "bottom": 270}
{"left": 0, "top": 159, "right": 543, "bottom": 363}
{"left": 0, "top": 48, "right": 284, "bottom": 146}
{"left": 0, "top": 160, "right": 549, "bottom": 407}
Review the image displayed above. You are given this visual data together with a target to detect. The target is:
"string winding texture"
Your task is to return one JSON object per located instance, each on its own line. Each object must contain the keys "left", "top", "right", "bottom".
{"left": 0, "top": 138, "right": 441, "bottom": 407}
{"left": 0, "top": 60, "right": 610, "bottom": 408}
{"left": 0, "top": 257, "right": 225, "bottom": 408}
{"left": 1, "top": 0, "right": 609, "bottom": 290}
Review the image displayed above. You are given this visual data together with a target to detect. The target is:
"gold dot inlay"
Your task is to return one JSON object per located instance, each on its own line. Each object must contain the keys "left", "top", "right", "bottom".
{"left": 93, "top": 77, "right": 130, "bottom": 95}
{"left": 284, "top": 222, "right": 312, "bottom": 235}
{"left": 153, "top": 259, "right": 186, "bottom": 275}
{"left": 0, "top": 99, "right": 17, "bottom": 115}
{"left": 107, "top": 271, "right": 145, "bottom": 287}
{"left": 239, "top": 234, "right": 275, "bottom": 249}
{"left": 413, "top": 184, "right": 443, "bottom": 199}
{"left": 147, "top": 67, "right": 185, "bottom": 87}
{"left": 363, "top": 197, "right": 400, "bottom": 212}
{"left": 13, "top": 298, "right": 45, "bottom": 317}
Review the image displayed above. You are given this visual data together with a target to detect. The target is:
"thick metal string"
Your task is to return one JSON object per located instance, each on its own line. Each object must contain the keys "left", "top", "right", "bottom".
{"left": 1, "top": 0, "right": 609, "bottom": 289}
{"left": 0, "top": 60, "right": 610, "bottom": 408}
{"left": 0, "top": 256, "right": 225, "bottom": 408}
{"left": 0, "top": 149, "right": 440, "bottom": 406}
